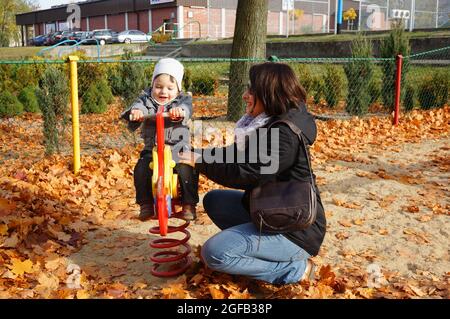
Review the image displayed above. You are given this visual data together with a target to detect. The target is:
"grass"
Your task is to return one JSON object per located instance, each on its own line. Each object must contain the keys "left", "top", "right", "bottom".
{"left": 0, "top": 47, "right": 42, "bottom": 60}
{"left": 192, "top": 29, "right": 450, "bottom": 45}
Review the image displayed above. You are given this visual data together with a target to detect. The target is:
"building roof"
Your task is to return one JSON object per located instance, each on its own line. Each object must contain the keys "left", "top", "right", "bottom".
{"left": 16, "top": 0, "right": 208, "bottom": 25}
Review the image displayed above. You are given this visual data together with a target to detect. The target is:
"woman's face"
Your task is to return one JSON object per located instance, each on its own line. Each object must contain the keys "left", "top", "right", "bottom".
{"left": 242, "top": 83, "right": 264, "bottom": 116}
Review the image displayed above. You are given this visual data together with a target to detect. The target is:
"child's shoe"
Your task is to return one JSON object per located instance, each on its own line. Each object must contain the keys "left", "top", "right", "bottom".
{"left": 182, "top": 204, "right": 197, "bottom": 221}
{"left": 138, "top": 203, "right": 156, "bottom": 221}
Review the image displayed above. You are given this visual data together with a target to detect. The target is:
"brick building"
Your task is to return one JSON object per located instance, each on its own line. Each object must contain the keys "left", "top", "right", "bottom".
{"left": 15, "top": 0, "right": 449, "bottom": 46}
{"left": 15, "top": 0, "right": 336, "bottom": 46}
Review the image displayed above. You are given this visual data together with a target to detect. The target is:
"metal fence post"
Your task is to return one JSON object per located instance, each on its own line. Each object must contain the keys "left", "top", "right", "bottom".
{"left": 394, "top": 54, "right": 403, "bottom": 126}
{"left": 68, "top": 56, "right": 81, "bottom": 174}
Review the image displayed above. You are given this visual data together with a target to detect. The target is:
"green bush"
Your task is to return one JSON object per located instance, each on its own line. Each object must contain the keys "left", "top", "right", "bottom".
{"left": 380, "top": 21, "right": 411, "bottom": 111}
{"left": 107, "top": 64, "right": 123, "bottom": 96}
{"left": 296, "top": 64, "right": 314, "bottom": 96}
{"left": 344, "top": 35, "right": 374, "bottom": 116}
{"left": 418, "top": 71, "right": 450, "bottom": 110}
{"left": 0, "top": 31, "right": 9, "bottom": 47}
{"left": 18, "top": 86, "right": 40, "bottom": 113}
{"left": 323, "top": 65, "right": 344, "bottom": 108}
{"left": 151, "top": 32, "right": 172, "bottom": 44}
{"left": 404, "top": 85, "right": 415, "bottom": 111}
{"left": 311, "top": 78, "right": 324, "bottom": 104}
{"left": 0, "top": 91, "right": 24, "bottom": 118}
{"left": 0, "top": 64, "right": 16, "bottom": 94}
{"left": 36, "top": 67, "right": 70, "bottom": 155}
{"left": 96, "top": 79, "right": 114, "bottom": 105}
{"left": 82, "top": 85, "right": 107, "bottom": 114}
{"left": 143, "top": 63, "right": 155, "bottom": 88}
{"left": 368, "top": 80, "right": 381, "bottom": 105}
{"left": 191, "top": 74, "right": 217, "bottom": 96}
{"left": 108, "top": 50, "right": 145, "bottom": 106}
{"left": 67, "top": 52, "right": 109, "bottom": 98}
{"left": 183, "top": 68, "right": 193, "bottom": 92}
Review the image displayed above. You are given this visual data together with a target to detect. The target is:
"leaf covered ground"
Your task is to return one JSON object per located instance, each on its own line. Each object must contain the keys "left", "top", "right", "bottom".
{"left": 0, "top": 103, "right": 448, "bottom": 299}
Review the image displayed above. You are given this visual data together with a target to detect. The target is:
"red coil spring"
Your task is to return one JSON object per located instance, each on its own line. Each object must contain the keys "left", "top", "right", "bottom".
{"left": 149, "top": 215, "right": 193, "bottom": 277}
{"left": 148, "top": 107, "right": 193, "bottom": 277}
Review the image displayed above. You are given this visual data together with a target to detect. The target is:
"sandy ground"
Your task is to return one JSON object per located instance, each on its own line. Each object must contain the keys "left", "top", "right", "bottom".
{"left": 67, "top": 135, "right": 449, "bottom": 290}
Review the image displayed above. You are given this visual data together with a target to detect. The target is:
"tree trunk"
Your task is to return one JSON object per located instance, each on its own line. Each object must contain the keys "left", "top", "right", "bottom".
{"left": 226, "top": 0, "right": 268, "bottom": 121}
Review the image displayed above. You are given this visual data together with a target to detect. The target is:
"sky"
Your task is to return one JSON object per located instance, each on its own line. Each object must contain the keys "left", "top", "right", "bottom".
{"left": 37, "top": 0, "right": 74, "bottom": 10}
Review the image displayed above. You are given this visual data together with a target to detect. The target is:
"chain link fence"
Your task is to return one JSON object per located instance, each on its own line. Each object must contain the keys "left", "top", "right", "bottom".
{"left": 0, "top": 46, "right": 449, "bottom": 165}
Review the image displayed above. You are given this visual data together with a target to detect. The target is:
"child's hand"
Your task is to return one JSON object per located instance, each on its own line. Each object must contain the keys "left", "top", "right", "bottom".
{"left": 130, "top": 109, "right": 144, "bottom": 122}
{"left": 169, "top": 107, "right": 184, "bottom": 121}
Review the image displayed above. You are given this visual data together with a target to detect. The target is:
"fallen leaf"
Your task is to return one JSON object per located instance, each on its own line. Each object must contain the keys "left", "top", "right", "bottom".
{"left": 405, "top": 205, "right": 420, "bottom": 213}
{"left": 408, "top": 284, "right": 426, "bottom": 297}
{"left": 161, "top": 283, "right": 192, "bottom": 299}
{"left": 9, "top": 258, "right": 34, "bottom": 276}
{"left": 76, "top": 290, "right": 91, "bottom": 299}
{"left": 37, "top": 272, "right": 60, "bottom": 291}
{"left": 209, "top": 284, "right": 226, "bottom": 299}
{"left": 0, "top": 224, "right": 8, "bottom": 236}
{"left": 417, "top": 215, "right": 432, "bottom": 222}
{"left": 338, "top": 220, "right": 353, "bottom": 228}
{"left": 335, "top": 232, "right": 350, "bottom": 240}
{"left": 0, "top": 198, "right": 16, "bottom": 216}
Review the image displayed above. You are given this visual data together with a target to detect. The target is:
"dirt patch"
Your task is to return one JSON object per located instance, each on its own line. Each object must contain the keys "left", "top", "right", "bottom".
{"left": 66, "top": 136, "right": 449, "bottom": 292}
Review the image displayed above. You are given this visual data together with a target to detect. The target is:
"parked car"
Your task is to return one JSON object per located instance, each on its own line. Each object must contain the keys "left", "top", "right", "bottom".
{"left": 117, "top": 30, "right": 151, "bottom": 44}
{"left": 68, "top": 31, "right": 90, "bottom": 43}
{"left": 29, "top": 35, "right": 46, "bottom": 46}
{"left": 49, "top": 31, "right": 64, "bottom": 45}
{"left": 86, "top": 29, "right": 118, "bottom": 45}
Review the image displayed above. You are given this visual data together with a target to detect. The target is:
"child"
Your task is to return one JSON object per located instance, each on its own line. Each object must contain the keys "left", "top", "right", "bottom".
{"left": 121, "top": 58, "right": 199, "bottom": 221}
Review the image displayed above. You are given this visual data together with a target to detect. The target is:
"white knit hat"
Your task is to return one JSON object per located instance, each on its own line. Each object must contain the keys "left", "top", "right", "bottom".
{"left": 152, "top": 58, "right": 184, "bottom": 91}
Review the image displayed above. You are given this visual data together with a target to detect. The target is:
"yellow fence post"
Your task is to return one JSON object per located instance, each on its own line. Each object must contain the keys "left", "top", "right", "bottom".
{"left": 68, "top": 56, "right": 80, "bottom": 175}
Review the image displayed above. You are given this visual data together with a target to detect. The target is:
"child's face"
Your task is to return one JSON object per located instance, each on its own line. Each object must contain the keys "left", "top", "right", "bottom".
{"left": 152, "top": 74, "right": 179, "bottom": 105}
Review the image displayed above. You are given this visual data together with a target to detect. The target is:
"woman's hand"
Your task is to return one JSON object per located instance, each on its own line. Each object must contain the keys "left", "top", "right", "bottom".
{"left": 169, "top": 107, "right": 184, "bottom": 121}
{"left": 130, "top": 109, "right": 144, "bottom": 122}
{"left": 178, "top": 151, "right": 201, "bottom": 168}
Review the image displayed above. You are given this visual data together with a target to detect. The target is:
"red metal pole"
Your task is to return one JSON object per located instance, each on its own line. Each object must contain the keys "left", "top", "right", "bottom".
{"left": 156, "top": 106, "right": 168, "bottom": 236}
{"left": 393, "top": 55, "right": 403, "bottom": 126}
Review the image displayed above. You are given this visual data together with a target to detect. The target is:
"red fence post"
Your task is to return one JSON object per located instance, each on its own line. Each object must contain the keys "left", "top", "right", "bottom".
{"left": 393, "top": 54, "right": 403, "bottom": 126}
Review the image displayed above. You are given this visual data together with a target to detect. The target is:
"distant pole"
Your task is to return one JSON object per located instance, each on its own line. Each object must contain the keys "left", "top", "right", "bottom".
{"left": 358, "top": 0, "right": 362, "bottom": 31}
{"left": 337, "top": 0, "right": 343, "bottom": 34}
{"left": 409, "top": 0, "right": 415, "bottom": 32}
{"left": 207, "top": 0, "right": 210, "bottom": 38}
{"left": 327, "top": 0, "right": 331, "bottom": 33}
{"left": 286, "top": 8, "right": 290, "bottom": 37}
{"left": 393, "top": 55, "right": 403, "bottom": 126}
{"left": 386, "top": 0, "right": 390, "bottom": 30}
{"left": 436, "top": 0, "right": 439, "bottom": 28}
{"left": 334, "top": 0, "right": 338, "bottom": 34}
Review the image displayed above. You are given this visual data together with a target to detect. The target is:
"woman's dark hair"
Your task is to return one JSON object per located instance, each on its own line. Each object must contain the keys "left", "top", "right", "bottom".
{"left": 249, "top": 62, "right": 307, "bottom": 116}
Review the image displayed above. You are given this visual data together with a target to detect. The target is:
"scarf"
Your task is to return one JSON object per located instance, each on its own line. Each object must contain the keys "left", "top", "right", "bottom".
{"left": 234, "top": 112, "right": 271, "bottom": 151}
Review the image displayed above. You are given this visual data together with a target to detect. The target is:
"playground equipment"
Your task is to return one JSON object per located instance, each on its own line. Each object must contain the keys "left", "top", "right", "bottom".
{"left": 131, "top": 107, "right": 192, "bottom": 277}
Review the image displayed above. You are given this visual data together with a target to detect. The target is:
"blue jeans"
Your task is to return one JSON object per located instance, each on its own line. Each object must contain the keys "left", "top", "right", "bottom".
{"left": 201, "top": 190, "right": 310, "bottom": 284}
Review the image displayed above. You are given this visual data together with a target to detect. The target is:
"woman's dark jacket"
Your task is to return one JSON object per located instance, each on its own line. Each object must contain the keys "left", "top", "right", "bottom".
{"left": 195, "top": 103, "right": 326, "bottom": 256}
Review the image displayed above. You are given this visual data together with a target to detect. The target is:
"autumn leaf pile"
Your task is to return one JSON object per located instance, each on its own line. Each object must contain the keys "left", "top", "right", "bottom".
{"left": 0, "top": 102, "right": 448, "bottom": 299}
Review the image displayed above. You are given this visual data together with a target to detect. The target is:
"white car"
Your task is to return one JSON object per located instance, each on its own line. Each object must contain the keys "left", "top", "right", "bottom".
{"left": 117, "top": 30, "right": 151, "bottom": 44}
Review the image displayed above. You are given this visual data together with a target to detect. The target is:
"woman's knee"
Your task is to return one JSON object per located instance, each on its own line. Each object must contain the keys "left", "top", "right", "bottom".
{"left": 201, "top": 229, "right": 248, "bottom": 272}
{"left": 201, "top": 238, "right": 229, "bottom": 272}
{"left": 202, "top": 190, "right": 223, "bottom": 215}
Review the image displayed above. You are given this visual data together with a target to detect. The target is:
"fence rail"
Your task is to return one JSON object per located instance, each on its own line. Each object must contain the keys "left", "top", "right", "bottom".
{"left": 1, "top": 46, "right": 449, "bottom": 169}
